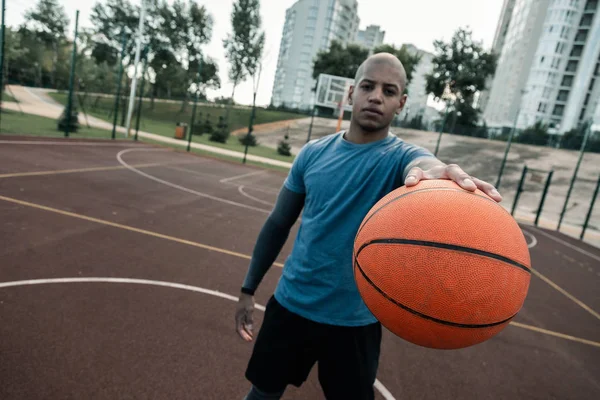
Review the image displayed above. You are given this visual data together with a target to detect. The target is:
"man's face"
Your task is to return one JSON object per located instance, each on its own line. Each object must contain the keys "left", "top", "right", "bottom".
{"left": 348, "top": 62, "right": 407, "bottom": 133}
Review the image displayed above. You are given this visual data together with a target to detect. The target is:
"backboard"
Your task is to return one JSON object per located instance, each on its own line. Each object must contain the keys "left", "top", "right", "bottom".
{"left": 314, "top": 73, "right": 355, "bottom": 112}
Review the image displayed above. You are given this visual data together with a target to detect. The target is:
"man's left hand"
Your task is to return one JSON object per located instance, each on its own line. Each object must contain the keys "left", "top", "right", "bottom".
{"left": 405, "top": 164, "right": 502, "bottom": 203}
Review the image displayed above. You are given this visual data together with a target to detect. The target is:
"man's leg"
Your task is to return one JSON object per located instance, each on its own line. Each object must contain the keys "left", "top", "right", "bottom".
{"left": 317, "top": 322, "right": 382, "bottom": 400}
{"left": 245, "top": 296, "right": 320, "bottom": 394}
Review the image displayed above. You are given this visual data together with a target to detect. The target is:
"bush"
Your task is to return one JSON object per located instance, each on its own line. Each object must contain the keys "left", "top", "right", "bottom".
{"left": 57, "top": 105, "right": 80, "bottom": 133}
{"left": 277, "top": 137, "right": 292, "bottom": 156}
{"left": 239, "top": 132, "right": 258, "bottom": 147}
{"left": 210, "top": 116, "right": 229, "bottom": 143}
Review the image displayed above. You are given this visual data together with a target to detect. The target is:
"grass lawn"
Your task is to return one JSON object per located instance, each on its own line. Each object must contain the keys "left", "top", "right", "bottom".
{"left": 49, "top": 92, "right": 305, "bottom": 134}
{"left": 49, "top": 92, "right": 297, "bottom": 163}
{"left": 0, "top": 109, "right": 119, "bottom": 139}
{"left": 0, "top": 109, "right": 293, "bottom": 172}
{"left": 2, "top": 92, "right": 16, "bottom": 103}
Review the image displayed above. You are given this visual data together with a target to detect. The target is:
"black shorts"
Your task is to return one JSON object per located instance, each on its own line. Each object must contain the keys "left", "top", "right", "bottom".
{"left": 245, "top": 295, "right": 382, "bottom": 399}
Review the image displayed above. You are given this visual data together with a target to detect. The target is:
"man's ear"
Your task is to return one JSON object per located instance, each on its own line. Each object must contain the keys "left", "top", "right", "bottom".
{"left": 396, "top": 94, "right": 408, "bottom": 115}
{"left": 347, "top": 85, "right": 354, "bottom": 105}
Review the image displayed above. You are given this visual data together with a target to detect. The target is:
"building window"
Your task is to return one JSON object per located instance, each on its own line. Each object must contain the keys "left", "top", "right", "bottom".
{"left": 575, "top": 30, "right": 588, "bottom": 42}
{"left": 557, "top": 90, "right": 570, "bottom": 102}
{"left": 562, "top": 75, "right": 574, "bottom": 86}
{"left": 585, "top": 0, "right": 598, "bottom": 11}
{"left": 579, "top": 108, "right": 586, "bottom": 120}
{"left": 589, "top": 78, "right": 596, "bottom": 90}
{"left": 538, "top": 102, "right": 548, "bottom": 112}
{"left": 584, "top": 93, "right": 591, "bottom": 105}
{"left": 571, "top": 45, "right": 584, "bottom": 57}
{"left": 551, "top": 58, "right": 561, "bottom": 69}
{"left": 566, "top": 60, "right": 579, "bottom": 72}
{"left": 543, "top": 87, "right": 553, "bottom": 98}
{"left": 553, "top": 104, "right": 565, "bottom": 116}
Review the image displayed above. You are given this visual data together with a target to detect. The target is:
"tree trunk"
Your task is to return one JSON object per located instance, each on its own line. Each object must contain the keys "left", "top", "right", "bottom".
{"left": 224, "top": 84, "right": 236, "bottom": 129}
{"left": 151, "top": 85, "right": 156, "bottom": 110}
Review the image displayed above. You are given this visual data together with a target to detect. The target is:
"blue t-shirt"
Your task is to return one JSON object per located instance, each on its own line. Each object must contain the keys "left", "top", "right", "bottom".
{"left": 274, "top": 131, "right": 435, "bottom": 326}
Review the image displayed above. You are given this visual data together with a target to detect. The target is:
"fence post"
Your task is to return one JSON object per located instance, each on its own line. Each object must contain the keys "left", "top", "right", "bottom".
{"left": 580, "top": 175, "right": 600, "bottom": 240}
{"left": 111, "top": 32, "right": 127, "bottom": 140}
{"left": 535, "top": 170, "right": 553, "bottom": 226}
{"left": 558, "top": 121, "right": 592, "bottom": 230}
{"left": 64, "top": 10, "right": 79, "bottom": 138}
{"left": 511, "top": 165, "right": 528, "bottom": 217}
{"left": 434, "top": 105, "right": 450, "bottom": 156}
{"left": 188, "top": 58, "right": 202, "bottom": 152}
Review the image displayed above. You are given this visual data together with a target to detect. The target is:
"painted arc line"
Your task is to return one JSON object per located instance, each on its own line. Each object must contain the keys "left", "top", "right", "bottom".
{"left": 526, "top": 226, "right": 600, "bottom": 263}
{"left": 238, "top": 186, "right": 276, "bottom": 207}
{"left": 220, "top": 170, "right": 266, "bottom": 183}
{"left": 116, "top": 148, "right": 271, "bottom": 214}
{"left": 523, "top": 230, "right": 537, "bottom": 249}
{"left": 0, "top": 277, "right": 395, "bottom": 400}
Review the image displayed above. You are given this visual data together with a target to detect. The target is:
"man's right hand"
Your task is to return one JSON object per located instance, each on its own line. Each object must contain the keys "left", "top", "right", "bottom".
{"left": 235, "top": 293, "right": 255, "bottom": 342}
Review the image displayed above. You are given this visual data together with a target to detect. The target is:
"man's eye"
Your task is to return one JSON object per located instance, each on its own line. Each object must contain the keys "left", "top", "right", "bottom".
{"left": 362, "top": 85, "right": 373, "bottom": 90}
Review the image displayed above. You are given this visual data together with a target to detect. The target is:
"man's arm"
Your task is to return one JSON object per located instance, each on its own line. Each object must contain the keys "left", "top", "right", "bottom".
{"left": 235, "top": 186, "right": 305, "bottom": 342}
{"left": 241, "top": 186, "right": 305, "bottom": 294}
{"left": 403, "top": 155, "right": 502, "bottom": 202}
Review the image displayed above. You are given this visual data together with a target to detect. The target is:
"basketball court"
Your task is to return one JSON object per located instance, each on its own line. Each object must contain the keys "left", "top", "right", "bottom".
{"left": 0, "top": 136, "right": 598, "bottom": 399}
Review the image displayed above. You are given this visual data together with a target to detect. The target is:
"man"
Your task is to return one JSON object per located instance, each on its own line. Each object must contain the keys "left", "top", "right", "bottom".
{"left": 235, "top": 53, "right": 501, "bottom": 400}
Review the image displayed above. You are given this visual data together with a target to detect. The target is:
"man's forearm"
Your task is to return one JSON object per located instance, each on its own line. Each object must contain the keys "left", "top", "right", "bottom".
{"left": 241, "top": 217, "right": 292, "bottom": 295}
{"left": 241, "top": 186, "right": 305, "bottom": 295}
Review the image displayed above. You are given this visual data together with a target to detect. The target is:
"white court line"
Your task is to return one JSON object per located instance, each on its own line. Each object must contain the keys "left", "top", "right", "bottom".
{"left": 523, "top": 230, "right": 538, "bottom": 249}
{"left": 0, "top": 277, "right": 394, "bottom": 399}
{"left": 168, "top": 165, "right": 281, "bottom": 195}
{"left": 238, "top": 186, "right": 275, "bottom": 207}
{"left": 117, "top": 148, "right": 271, "bottom": 214}
{"left": 526, "top": 226, "right": 600, "bottom": 263}
{"left": 220, "top": 170, "right": 265, "bottom": 183}
{"left": 0, "top": 140, "right": 143, "bottom": 147}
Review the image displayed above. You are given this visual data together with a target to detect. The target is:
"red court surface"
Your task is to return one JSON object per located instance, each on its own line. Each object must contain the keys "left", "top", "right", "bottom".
{"left": 1, "top": 136, "right": 599, "bottom": 399}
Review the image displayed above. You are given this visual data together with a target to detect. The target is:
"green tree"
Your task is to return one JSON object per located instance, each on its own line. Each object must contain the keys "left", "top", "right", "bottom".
{"left": 223, "top": 0, "right": 266, "bottom": 106}
{"left": 426, "top": 27, "right": 497, "bottom": 127}
{"left": 23, "top": 0, "right": 70, "bottom": 87}
{"left": 372, "top": 44, "right": 421, "bottom": 83}
{"left": 312, "top": 41, "right": 369, "bottom": 83}
{"left": 517, "top": 121, "right": 550, "bottom": 146}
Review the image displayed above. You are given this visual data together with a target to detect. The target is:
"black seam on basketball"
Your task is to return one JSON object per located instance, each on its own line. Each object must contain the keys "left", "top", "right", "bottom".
{"left": 356, "top": 187, "right": 495, "bottom": 238}
{"left": 357, "top": 239, "right": 530, "bottom": 274}
{"left": 354, "top": 257, "right": 517, "bottom": 329}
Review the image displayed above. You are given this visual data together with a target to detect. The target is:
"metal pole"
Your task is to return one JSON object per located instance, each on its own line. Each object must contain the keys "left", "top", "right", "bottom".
{"left": 64, "top": 10, "right": 79, "bottom": 138}
{"left": 511, "top": 165, "right": 528, "bottom": 216}
{"left": 243, "top": 91, "right": 257, "bottom": 163}
{"left": 434, "top": 105, "right": 450, "bottom": 156}
{"left": 580, "top": 175, "right": 600, "bottom": 240}
{"left": 112, "top": 32, "right": 127, "bottom": 140}
{"left": 558, "top": 122, "right": 592, "bottom": 230}
{"left": 0, "top": 0, "right": 6, "bottom": 126}
{"left": 187, "top": 58, "right": 202, "bottom": 152}
{"left": 306, "top": 104, "right": 316, "bottom": 143}
{"left": 243, "top": 63, "right": 263, "bottom": 164}
{"left": 134, "top": 50, "right": 148, "bottom": 142}
{"left": 496, "top": 90, "right": 526, "bottom": 189}
{"left": 535, "top": 170, "right": 554, "bottom": 226}
{"left": 125, "top": 0, "right": 146, "bottom": 137}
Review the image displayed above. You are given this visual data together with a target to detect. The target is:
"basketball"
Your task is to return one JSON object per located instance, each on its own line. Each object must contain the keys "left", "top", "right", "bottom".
{"left": 353, "top": 180, "right": 531, "bottom": 350}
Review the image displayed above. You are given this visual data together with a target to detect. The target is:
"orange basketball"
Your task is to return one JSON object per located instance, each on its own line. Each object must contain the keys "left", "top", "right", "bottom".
{"left": 354, "top": 180, "right": 531, "bottom": 350}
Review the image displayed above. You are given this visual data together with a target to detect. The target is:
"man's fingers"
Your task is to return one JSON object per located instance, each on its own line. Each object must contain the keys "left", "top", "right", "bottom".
{"left": 473, "top": 177, "right": 502, "bottom": 202}
{"left": 445, "top": 164, "right": 476, "bottom": 191}
{"left": 405, "top": 167, "right": 424, "bottom": 186}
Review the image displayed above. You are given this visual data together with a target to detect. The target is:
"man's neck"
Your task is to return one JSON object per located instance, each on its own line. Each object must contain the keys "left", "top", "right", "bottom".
{"left": 345, "top": 122, "right": 389, "bottom": 144}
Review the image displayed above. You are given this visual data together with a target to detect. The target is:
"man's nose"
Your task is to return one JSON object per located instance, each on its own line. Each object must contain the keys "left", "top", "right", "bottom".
{"left": 368, "top": 87, "right": 383, "bottom": 104}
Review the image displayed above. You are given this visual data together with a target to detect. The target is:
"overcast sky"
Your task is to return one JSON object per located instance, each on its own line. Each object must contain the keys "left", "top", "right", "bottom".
{"left": 6, "top": 0, "right": 505, "bottom": 106}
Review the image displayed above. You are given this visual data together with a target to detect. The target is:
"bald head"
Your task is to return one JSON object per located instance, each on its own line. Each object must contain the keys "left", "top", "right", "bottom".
{"left": 354, "top": 52, "right": 407, "bottom": 92}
